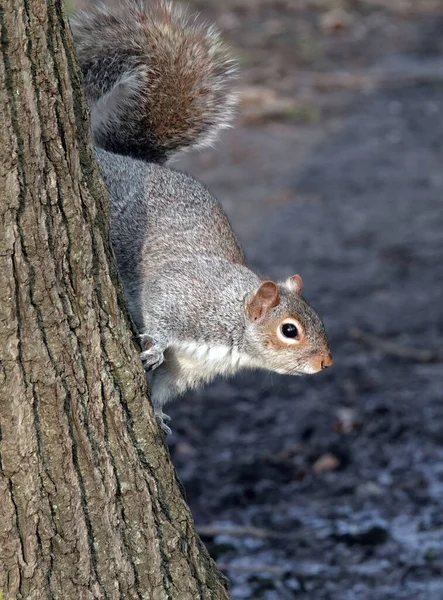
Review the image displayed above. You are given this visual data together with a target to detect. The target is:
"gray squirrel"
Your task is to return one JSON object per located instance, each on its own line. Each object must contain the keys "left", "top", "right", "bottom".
{"left": 72, "top": 0, "right": 332, "bottom": 434}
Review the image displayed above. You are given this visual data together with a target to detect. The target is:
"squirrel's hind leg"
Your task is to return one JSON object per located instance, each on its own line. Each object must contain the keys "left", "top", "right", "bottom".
{"left": 149, "top": 358, "right": 188, "bottom": 435}
{"left": 155, "top": 410, "right": 172, "bottom": 435}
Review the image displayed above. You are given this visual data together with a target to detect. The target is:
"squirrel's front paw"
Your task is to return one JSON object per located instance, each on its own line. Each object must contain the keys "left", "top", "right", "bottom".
{"left": 140, "top": 336, "right": 164, "bottom": 371}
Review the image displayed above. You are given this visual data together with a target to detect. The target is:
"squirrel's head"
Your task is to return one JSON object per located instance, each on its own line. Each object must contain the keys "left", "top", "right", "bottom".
{"left": 244, "top": 275, "right": 332, "bottom": 376}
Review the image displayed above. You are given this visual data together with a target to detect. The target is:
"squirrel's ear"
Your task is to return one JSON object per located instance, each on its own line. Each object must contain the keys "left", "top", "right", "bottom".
{"left": 247, "top": 281, "right": 280, "bottom": 322}
{"left": 286, "top": 274, "right": 303, "bottom": 295}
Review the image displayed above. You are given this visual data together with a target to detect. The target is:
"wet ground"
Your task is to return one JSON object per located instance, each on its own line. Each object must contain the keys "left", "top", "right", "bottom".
{"left": 170, "top": 1, "right": 443, "bottom": 598}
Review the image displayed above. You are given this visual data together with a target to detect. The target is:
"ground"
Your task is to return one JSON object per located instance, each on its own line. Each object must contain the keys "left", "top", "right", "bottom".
{"left": 168, "top": 1, "right": 443, "bottom": 598}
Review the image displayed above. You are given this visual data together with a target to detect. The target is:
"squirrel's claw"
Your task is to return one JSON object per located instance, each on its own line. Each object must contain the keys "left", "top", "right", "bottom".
{"left": 140, "top": 336, "right": 164, "bottom": 371}
{"left": 155, "top": 410, "right": 172, "bottom": 435}
{"left": 140, "top": 350, "right": 164, "bottom": 371}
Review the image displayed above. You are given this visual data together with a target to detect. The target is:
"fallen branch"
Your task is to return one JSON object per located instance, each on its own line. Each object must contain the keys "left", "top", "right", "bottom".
{"left": 350, "top": 328, "right": 443, "bottom": 363}
{"left": 197, "top": 524, "right": 293, "bottom": 541}
{"left": 303, "top": 66, "right": 443, "bottom": 92}
{"left": 217, "top": 563, "right": 285, "bottom": 575}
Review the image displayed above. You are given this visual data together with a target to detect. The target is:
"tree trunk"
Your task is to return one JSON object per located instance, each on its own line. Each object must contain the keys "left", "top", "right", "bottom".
{"left": 0, "top": 1, "right": 231, "bottom": 598}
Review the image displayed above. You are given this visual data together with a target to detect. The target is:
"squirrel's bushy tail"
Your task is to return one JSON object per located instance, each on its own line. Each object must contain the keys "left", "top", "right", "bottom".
{"left": 71, "top": 0, "right": 237, "bottom": 163}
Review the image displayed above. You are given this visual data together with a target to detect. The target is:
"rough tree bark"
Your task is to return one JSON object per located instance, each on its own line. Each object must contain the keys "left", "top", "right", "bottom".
{"left": 0, "top": 0, "right": 231, "bottom": 598}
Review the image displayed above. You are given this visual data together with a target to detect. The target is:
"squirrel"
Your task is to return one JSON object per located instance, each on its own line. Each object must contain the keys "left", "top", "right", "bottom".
{"left": 71, "top": 0, "right": 332, "bottom": 434}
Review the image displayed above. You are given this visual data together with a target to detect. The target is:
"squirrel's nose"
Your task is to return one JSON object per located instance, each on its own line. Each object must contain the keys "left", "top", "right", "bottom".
{"left": 309, "top": 352, "right": 333, "bottom": 373}
{"left": 320, "top": 352, "right": 333, "bottom": 369}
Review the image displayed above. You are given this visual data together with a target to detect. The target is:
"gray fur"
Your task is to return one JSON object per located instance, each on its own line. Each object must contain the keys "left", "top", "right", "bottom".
{"left": 97, "top": 149, "right": 331, "bottom": 432}
{"left": 74, "top": 1, "right": 331, "bottom": 433}
{"left": 71, "top": 0, "right": 237, "bottom": 163}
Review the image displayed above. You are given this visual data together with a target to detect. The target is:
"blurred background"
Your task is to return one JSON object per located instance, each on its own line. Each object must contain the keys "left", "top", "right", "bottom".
{"left": 74, "top": 0, "right": 443, "bottom": 598}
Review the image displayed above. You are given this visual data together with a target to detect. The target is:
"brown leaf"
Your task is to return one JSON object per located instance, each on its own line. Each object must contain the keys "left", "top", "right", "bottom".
{"left": 313, "top": 453, "right": 340, "bottom": 473}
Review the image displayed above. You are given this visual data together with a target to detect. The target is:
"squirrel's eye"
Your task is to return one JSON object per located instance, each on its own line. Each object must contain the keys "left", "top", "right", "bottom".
{"left": 281, "top": 323, "right": 299, "bottom": 339}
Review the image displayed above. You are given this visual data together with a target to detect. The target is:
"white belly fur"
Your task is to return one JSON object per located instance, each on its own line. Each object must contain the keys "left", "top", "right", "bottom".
{"left": 168, "top": 341, "right": 259, "bottom": 390}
